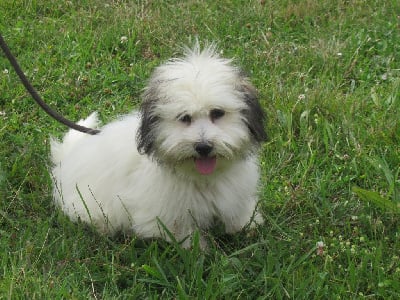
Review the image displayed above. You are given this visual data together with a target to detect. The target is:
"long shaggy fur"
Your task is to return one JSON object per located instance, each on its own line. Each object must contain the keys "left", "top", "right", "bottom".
{"left": 51, "top": 43, "right": 267, "bottom": 248}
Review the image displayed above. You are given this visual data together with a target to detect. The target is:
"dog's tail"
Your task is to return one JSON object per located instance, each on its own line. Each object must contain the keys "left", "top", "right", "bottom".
{"left": 51, "top": 112, "right": 100, "bottom": 164}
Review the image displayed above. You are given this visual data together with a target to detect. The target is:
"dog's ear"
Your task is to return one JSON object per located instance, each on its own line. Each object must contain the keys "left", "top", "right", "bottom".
{"left": 238, "top": 79, "right": 268, "bottom": 144}
{"left": 136, "top": 87, "right": 160, "bottom": 155}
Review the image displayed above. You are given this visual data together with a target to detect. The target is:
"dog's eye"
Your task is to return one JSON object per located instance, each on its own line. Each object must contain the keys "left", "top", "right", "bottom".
{"left": 178, "top": 114, "right": 192, "bottom": 124}
{"left": 210, "top": 109, "right": 225, "bottom": 122}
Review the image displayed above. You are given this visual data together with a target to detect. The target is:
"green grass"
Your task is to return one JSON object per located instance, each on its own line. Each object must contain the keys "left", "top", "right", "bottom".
{"left": 1, "top": 0, "right": 399, "bottom": 298}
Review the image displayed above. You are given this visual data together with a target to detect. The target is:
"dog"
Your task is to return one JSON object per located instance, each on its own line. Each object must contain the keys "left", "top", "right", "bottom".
{"left": 50, "top": 43, "right": 267, "bottom": 249}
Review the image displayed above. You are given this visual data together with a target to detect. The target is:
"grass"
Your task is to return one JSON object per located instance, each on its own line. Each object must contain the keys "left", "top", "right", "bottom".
{"left": 0, "top": 0, "right": 399, "bottom": 298}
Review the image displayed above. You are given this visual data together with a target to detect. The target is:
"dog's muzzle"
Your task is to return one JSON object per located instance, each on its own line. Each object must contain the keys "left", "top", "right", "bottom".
{"left": 194, "top": 142, "right": 213, "bottom": 157}
{"left": 193, "top": 142, "right": 217, "bottom": 175}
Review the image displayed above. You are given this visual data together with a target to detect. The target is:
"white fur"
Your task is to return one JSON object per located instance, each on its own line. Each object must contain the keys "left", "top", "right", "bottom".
{"left": 51, "top": 44, "right": 265, "bottom": 248}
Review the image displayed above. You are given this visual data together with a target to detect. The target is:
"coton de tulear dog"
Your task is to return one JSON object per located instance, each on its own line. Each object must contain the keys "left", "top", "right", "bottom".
{"left": 51, "top": 43, "right": 267, "bottom": 249}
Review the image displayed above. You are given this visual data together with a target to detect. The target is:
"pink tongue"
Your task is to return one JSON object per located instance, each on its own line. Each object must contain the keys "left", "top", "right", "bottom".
{"left": 195, "top": 157, "right": 217, "bottom": 175}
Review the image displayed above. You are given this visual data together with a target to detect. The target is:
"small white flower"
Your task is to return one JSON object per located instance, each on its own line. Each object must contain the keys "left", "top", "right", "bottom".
{"left": 298, "top": 94, "right": 306, "bottom": 101}
{"left": 316, "top": 241, "right": 325, "bottom": 256}
{"left": 381, "top": 73, "right": 388, "bottom": 81}
{"left": 0, "top": 111, "right": 6, "bottom": 117}
{"left": 337, "top": 52, "right": 343, "bottom": 57}
{"left": 120, "top": 36, "right": 128, "bottom": 44}
{"left": 3, "top": 69, "right": 9, "bottom": 74}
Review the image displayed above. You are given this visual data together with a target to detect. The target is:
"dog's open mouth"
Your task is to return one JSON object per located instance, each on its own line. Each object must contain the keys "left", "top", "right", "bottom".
{"left": 194, "top": 156, "right": 217, "bottom": 175}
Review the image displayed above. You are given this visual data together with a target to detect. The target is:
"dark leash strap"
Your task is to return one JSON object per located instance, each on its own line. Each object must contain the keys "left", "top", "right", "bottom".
{"left": 0, "top": 33, "right": 100, "bottom": 135}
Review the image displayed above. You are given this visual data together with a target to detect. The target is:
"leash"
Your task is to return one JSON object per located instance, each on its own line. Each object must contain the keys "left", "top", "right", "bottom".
{"left": 0, "top": 33, "right": 100, "bottom": 135}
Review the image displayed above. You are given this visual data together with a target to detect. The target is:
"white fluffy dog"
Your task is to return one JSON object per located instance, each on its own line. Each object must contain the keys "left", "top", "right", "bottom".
{"left": 51, "top": 44, "right": 267, "bottom": 248}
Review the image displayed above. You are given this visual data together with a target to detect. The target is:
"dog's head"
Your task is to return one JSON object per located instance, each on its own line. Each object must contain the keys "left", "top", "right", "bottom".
{"left": 137, "top": 43, "right": 267, "bottom": 176}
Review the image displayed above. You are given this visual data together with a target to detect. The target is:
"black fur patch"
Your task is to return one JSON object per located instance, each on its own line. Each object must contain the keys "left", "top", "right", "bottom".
{"left": 136, "top": 85, "right": 161, "bottom": 155}
{"left": 237, "top": 80, "right": 268, "bottom": 144}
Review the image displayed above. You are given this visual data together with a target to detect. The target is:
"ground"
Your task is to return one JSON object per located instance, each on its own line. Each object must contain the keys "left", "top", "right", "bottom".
{"left": 0, "top": 0, "right": 399, "bottom": 298}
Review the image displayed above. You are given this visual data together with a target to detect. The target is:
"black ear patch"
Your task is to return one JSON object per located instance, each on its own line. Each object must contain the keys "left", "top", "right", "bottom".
{"left": 136, "top": 86, "right": 161, "bottom": 155}
{"left": 238, "top": 80, "right": 268, "bottom": 144}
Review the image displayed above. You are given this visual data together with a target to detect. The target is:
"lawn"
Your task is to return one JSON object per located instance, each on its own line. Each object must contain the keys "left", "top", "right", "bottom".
{"left": 0, "top": 0, "right": 399, "bottom": 298}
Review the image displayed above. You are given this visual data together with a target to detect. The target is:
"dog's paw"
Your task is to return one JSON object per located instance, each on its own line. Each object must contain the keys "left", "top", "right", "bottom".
{"left": 180, "top": 232, "right": 209, "bottom": 251}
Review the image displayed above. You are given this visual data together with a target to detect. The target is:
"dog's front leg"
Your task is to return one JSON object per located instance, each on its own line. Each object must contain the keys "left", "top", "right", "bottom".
{"left": 166, "top": 218, "right": 209, "bottom": 250}
{"left": 220, "top": 200, "right": 264, "bottom": 234}
{"left": 179, "top": 231, "right": 208, "bottom": 250}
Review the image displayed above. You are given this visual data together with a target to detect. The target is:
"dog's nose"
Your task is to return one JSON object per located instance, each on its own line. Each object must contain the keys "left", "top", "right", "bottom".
{"left": 194, "top": 142, "right": 213, "bottom": 157}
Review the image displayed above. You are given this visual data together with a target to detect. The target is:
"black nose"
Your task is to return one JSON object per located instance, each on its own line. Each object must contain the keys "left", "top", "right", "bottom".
{"left": 194, "top": 142, "right": 213, "bottom": 157}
